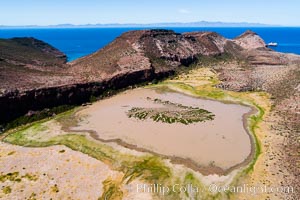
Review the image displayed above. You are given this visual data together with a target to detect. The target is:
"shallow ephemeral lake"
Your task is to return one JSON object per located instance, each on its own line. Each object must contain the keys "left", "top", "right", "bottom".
{"left": 73, "top": 88, "right": 252, "bottom": 171}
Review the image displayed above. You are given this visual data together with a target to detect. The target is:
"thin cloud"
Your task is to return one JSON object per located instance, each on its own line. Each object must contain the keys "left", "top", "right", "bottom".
{"left": 178, "top": 9, "right": 190, "bottom": 14}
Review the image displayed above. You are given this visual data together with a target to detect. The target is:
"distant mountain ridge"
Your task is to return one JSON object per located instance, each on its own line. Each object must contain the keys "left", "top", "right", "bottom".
{"left": 0, "top": 21, "right": 276, "bottom": 28}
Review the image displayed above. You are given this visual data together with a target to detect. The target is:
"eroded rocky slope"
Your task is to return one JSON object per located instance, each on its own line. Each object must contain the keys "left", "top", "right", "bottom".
{"left": 0, "top": 29, "right": 299, "bottom": 125}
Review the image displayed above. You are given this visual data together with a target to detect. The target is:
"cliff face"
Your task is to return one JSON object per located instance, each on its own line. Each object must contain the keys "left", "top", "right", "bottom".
{"left": 1, "top": 30, "right": 299, "bottom": 125}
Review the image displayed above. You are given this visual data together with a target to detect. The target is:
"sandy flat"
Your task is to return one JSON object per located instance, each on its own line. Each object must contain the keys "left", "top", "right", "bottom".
{"left": 0, "top": 142, "right": 122, "bottom": 200}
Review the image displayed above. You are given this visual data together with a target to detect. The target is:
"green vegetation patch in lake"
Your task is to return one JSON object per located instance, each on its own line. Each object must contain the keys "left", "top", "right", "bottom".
{"left": 127, "top": 97, "right": 215, "bottom": 125}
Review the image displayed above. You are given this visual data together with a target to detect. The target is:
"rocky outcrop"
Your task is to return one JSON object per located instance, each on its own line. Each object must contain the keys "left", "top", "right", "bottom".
{"left": 1, "top": 29, "right": 300, "bottom": 125}
{"left": 233, "top": 30, "right": 266, "bottom": 49}
{"left": 183, "top": 31, "right": 228, "bottom": 54}
{"left": 69, "top": 30, "right": 241, "bottom": 78}
{"left": 231, "top": 30, "right": 300, "bottom": 65}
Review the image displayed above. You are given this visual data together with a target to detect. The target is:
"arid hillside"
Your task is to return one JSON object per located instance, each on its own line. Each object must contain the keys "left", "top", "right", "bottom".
{"left": 0, "top": 29, "right": 299, "bottom": 127}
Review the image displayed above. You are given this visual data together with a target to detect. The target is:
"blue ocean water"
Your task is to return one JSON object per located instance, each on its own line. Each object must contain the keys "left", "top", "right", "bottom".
{"left": 0, "top": 27, "right": 300, "bottom": 61}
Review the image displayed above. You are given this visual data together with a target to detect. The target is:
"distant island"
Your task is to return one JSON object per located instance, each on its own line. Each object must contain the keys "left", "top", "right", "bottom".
{"left": 0, "top": 21, "right": 276, "bottom": 28}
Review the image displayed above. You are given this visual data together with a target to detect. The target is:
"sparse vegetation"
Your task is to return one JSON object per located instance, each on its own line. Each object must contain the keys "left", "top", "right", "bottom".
{"left": 89, "top": 95, "right": 97, "bottom": 102}
{"left": 0, "top": 172, "right": 39, "bottom": 184}
{"left": 128, "top": 98, "right": 214, "bottom": 125}
{"left": 28, "top": 192, "right": 37, "bottom": 200}
{"left": 22, "top": 173, "right": 39, "bottom": 181}
{"left": 2, "top": 186, "right": 12, "bottom": 194}
{"left": 2, "top": 105, "right": 75, "bottom": 133}
{"left": 0, "top": 172, "right": 20, "bottom": 182}
{"left": 7, "top": 151, "right": 15, "bottom": 155}
{"left": 122, "top": 157, "right": 171, "bottom": 183}
{"left": 99, "top": 178, "right": 123, "bottom": 200}
{"left": 50, "top": 184, "right": 59, "bottom": 193}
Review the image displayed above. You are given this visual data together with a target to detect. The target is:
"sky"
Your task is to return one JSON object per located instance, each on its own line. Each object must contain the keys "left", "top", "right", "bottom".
{"left": 0, "top": 0, "right": 299, "bottom": 26}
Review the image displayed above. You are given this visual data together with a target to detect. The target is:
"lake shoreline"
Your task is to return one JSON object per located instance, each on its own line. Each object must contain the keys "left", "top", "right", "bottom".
{"left": 63, "top": 87, "right": 258, "bottom": 176}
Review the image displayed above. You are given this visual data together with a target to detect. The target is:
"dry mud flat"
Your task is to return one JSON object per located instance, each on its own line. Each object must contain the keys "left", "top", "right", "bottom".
{"left": 74, "top": 88, "right": 253, "bottom": 172}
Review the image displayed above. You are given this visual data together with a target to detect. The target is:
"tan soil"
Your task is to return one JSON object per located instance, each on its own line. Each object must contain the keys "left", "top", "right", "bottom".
{"left": 0, "top": 142, "right": 122, "bottom": 199}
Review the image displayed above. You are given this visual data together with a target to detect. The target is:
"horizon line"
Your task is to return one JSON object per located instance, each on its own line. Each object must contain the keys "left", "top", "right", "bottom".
{"left": 0, "top": 20, "right": 288, "bottom": 28}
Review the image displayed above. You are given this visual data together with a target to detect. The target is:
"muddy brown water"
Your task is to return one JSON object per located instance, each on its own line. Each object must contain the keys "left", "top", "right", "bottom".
{"left": 73, "top": 88, "right": 252, "bottom": 171}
